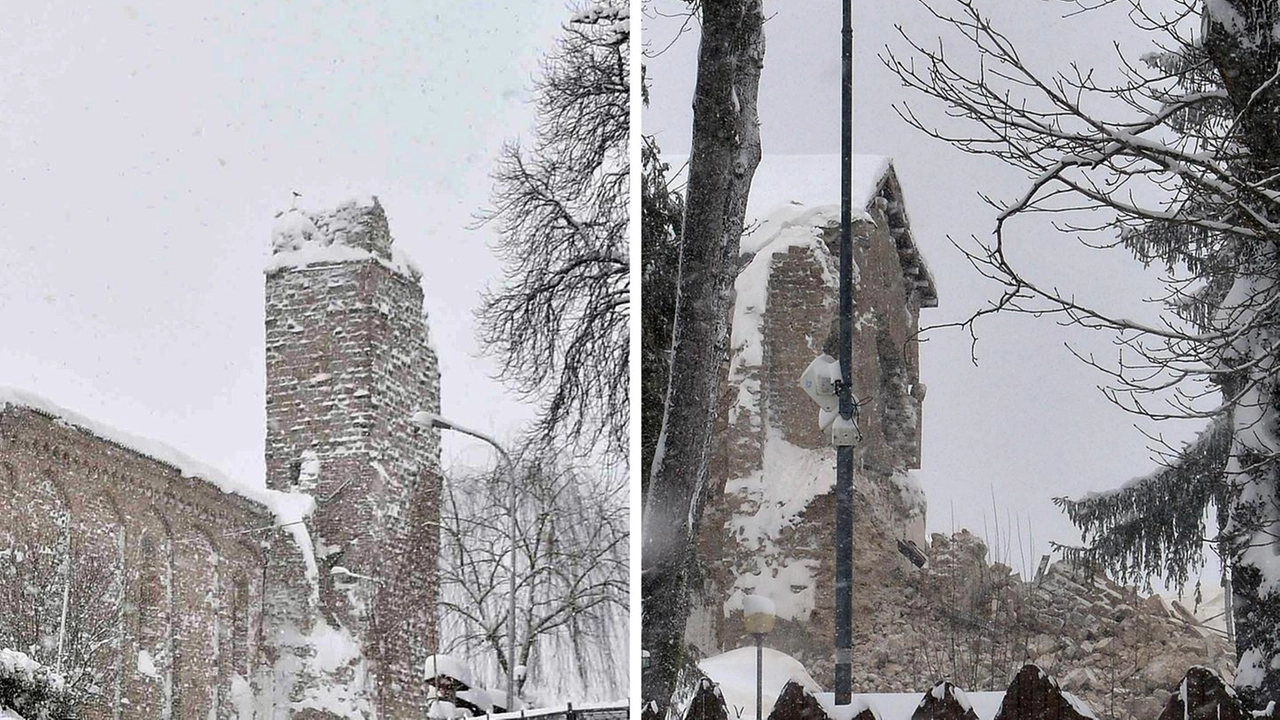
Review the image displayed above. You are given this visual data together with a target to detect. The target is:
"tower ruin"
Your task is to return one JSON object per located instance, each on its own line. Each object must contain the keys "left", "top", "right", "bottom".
{"left": 264, "top": 196, "right": 441, "bottom": 715}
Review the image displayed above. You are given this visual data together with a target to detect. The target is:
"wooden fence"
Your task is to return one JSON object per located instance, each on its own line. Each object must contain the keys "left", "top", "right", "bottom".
{"left": 673, "top": 664, "right": 1243, "bottom": 720}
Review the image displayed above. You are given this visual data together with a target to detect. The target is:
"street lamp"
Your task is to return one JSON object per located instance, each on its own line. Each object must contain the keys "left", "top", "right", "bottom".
{"left": 743, "top": 594, "right": 776, "bottom": 720}
{"left": 410, "top": 410, "right": 519, "bottom": 712}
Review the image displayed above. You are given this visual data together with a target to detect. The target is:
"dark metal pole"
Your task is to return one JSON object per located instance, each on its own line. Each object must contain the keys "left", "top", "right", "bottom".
{"left": 835, "top": 0, "right": 855, "bottom": 706}
{"left": 755, "top": 633, "right": 765, "bottom": 720}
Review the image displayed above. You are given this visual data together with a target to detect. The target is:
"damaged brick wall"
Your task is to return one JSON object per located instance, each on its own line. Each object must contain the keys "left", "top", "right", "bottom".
{"left": 691, "top": 172, "right": 935, "bottom": 679}
{"left": 0, "top": 198, "right": 443, "bottom": 719}
{"left": 264, "top": 199, "right": 441, "bottom": 716}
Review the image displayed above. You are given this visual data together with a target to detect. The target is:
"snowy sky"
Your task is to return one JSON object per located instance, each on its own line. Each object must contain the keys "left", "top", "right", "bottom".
{"left": 644, "top": 0, "right": 1220, "bottom": 590}
{"left": 0, "top": 3, "right": 578, "bottom": 487}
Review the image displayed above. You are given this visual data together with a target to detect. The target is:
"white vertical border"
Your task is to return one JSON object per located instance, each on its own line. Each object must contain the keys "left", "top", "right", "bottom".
{"left": 627, "top": 0, "right": 644, "bottom": 713}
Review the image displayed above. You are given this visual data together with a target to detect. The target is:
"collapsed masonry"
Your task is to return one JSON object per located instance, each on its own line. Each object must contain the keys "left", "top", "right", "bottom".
{"left": 0, "top": 197, "right": 441, "bottom": 718}
{"left": 687, "top": 156, "right": 1232, "bottom": 720}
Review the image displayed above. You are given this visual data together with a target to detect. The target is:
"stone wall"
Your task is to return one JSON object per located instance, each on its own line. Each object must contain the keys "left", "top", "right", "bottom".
{"left": 264, "top": 198, "right": 441, "bottom": 716}
{"left": 691, "top": 173, "right": 934, "bottom": 671}
{"left": 0, "top": 405, "right": 275, "bottom": 719}
{"left": 841, "top": 529, "right": 1233, "bottom": 720}
{"left": 0, "top": 197, "right": 444, "bottom": 718}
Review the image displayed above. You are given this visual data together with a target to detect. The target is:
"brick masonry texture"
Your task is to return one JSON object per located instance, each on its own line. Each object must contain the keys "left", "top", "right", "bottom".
{"left": 0, "top": 407, "right": 274, "bottom": 719}
{"left": 689, "top": 169, "right": 936, "bottom": 680}
{"left": 0, "top": 199, "right": 442, "bottom": 718}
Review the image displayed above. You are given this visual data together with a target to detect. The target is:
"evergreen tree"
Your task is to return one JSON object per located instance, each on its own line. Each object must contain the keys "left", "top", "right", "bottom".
{"left": 888, "top": 0, "right": 1280, "bottom": 705}
{"left": 640, "top": 132, "right": 683, "bottom": 499}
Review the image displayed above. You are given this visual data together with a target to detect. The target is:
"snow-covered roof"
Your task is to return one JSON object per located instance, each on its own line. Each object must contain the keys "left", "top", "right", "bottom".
{"left": 0, "top": 387, "right": 320, "bottom": 593}
{"left": 267, "top": 195, "right": 421, "bottom": 280}
{"left": 696, "top": 646, "right": 1007, "bottom": 720}
{"left": 754, "top": 155, "right": 936, "bottom": 308}
{"left": 742, "top": 154, "right": 893, "bottom": 223}
{"left": 697, "top": 646, "right": 821, "bottom": 719}
{"left": 666, "top": 154, "right": 937, "bottom": 308}
{"left": 424, "top": 654, "right": 477, "bottom": 689}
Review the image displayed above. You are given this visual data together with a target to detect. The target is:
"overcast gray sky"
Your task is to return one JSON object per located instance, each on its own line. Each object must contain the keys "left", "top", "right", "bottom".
{"left": 644, "top": 0, "right": 1219, "bottom": 588}
{"left": 0, "top": 3, "right": 576, "bottom": 485}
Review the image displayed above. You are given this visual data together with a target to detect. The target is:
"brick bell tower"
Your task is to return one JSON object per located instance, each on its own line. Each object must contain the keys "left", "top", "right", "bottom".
{"left": 264, "top": 196, "right": 440, "bottom": 715}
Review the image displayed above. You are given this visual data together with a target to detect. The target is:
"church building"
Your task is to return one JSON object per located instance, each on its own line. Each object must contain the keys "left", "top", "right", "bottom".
{"left": 0, "top": 197, "right": 441, "bottom": 718}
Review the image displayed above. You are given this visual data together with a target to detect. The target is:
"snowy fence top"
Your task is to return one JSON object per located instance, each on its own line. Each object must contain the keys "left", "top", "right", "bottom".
{"left": 475, "top": 701, "right": 629, "bottom": 720}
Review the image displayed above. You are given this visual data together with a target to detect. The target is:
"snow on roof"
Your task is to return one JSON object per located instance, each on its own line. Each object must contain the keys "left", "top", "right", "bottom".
{"left": 424, "top": 654, "right": 477, "bottom": 688}
{"left": 0, "top": 387, "right": 321, "bottom": 595}
{"left": 697, "top": 646, "right": 1008, "bottom": 720}
{"left": 744, "top": 154, "right": 890, "bottom": 233}
{"left": 664, "top": 154, "right": 891, "bottom": 227}
{"left": 267, "top": 195, "right": 421, "bottom": 280}
{"left": 698, "top": 646, "right": 821, "bottom": 720}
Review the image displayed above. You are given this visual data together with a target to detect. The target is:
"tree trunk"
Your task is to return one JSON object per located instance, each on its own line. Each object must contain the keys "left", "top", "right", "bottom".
{"left": 1203, "top": 0, "right": 1280, "bottom": 708}
{"left": 640, "top": 0, "right": 765, "bottom": 713}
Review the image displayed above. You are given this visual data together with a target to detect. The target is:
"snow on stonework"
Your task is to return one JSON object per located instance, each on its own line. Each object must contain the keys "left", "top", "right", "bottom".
{"left": 731, "top": 205, "right": 843, "bottom": 411}
{"left": 0, "top": 387, "right": 319, "bottom": 588}
{"left": 690, "top": 152, "right": 942, "bottom": 683}
{"left": 267, "top": 195, "right": 421, "bottom": 279}
{"left": 708, "top": 156, "right": 934, "bottom": 625}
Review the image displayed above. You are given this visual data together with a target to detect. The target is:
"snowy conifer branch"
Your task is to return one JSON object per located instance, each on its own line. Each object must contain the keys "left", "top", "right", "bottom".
{"left": 1053, "top": 415, "right": 1232, "bottom": 589}
{"left": 891, "top": 0, "right": 1280, "bottom": 702}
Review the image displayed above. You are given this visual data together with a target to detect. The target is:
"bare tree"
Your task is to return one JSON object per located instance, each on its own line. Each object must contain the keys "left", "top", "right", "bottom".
{"left": 640, "top": 0, "right": 766, "bottom": 713}
{"left": 437, "top": 450, "right": 628, "bottom": 702}
{"left": 885, "top": 0, "right": 1280, "bottom": 705}
{"left": 0, "top": 524, "right": 122, "bottom": 714}
{"left": 478, "top": 5, "right": 630, "bottom": 460}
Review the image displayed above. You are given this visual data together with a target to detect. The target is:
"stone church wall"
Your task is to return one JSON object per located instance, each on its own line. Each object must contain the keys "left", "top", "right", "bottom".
{"left": 690, "top": 167, "right": 1233, "bottom": 720}
{"left": 0, "top": 405, "right": 274, "bottom": 719}
{"left": 693, "top": 189, "right": 933, "bottom": 675}
{"left": 1, "top": 196, "right": 443, "bottom": 718}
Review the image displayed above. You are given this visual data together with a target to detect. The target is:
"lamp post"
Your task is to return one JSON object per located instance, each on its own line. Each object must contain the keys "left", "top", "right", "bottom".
{"left": 835, "top": 0, "right": 857, "bottom": 705}
{"left": 743, "top": 595, "right": 776, "bottom": 720}
{"left": 410, "top": 410, "right": 518, "bottom": 712}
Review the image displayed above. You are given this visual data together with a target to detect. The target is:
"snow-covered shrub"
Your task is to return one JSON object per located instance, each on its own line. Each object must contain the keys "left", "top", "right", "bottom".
{"left": 0, "top": 648, "right": 75, "bottom": 719}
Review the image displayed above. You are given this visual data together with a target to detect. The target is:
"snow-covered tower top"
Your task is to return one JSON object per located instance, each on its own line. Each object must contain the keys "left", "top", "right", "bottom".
{"left": 267, "top": 195, "right": 420, "bottom": 280}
